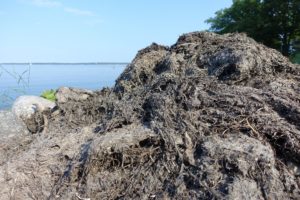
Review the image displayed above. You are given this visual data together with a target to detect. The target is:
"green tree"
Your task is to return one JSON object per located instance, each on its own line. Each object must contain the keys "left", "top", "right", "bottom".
{"left": 206, "top": 0, "right": 300, "bottom": 57}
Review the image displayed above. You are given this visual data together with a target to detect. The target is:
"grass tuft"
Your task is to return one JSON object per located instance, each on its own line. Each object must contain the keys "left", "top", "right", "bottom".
{"left": 41, "top": 89, "right": 56, "bottom": 102}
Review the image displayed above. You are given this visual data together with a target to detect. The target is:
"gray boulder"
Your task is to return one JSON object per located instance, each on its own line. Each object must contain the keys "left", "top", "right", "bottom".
{"left": 12, "top": 96, "right": 56, "bottom": 133}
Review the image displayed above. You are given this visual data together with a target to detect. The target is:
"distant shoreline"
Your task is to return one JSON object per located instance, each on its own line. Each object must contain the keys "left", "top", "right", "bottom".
{"left": 0, "top": 62, "right": 129, "bottom": 65}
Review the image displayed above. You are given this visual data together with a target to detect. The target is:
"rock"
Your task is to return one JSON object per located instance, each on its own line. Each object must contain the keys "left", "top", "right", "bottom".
{"left": 56, "top": 87, "right": 94, "bottom": 104}
{"left": 12, "top": 96, "right": 56, "bottom": 133}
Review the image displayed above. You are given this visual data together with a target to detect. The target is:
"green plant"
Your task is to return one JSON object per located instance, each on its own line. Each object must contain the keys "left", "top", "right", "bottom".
{"left": 41, "top": 89, "right": 57, "bottom": 102}
{"left": 291, "top": 52, "right": 300, "bottom": 64}
{"left": 206, "top": 0, "right": 300, "bottom": 57}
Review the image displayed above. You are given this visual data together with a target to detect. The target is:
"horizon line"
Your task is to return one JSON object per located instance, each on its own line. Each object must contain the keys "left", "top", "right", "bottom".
{"left": 0, "top": 62, "right": 130, "bottom": 65}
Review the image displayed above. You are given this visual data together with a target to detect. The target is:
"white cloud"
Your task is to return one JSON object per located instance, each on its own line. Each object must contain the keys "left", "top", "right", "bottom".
{"left": 31, "top": 0, "right": 62, "bottom": 7}
{"left": 22, "top": 0, "right": 98, "bottom": 19}
{"left": 64, "top": 7, "right": 95, "bottom": 16}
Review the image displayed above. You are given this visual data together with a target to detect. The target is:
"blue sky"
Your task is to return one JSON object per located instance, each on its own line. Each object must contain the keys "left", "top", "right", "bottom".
{"left": 0, "top": 0, "right": 232, "bottom": 62}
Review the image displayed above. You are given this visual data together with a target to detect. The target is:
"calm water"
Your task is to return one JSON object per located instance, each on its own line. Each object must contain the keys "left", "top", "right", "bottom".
{"left": 0, "top": 64, "right": 127, "bottom": 109}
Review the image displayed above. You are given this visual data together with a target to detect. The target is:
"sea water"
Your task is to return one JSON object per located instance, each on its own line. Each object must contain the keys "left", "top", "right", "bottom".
{"left": 0, "top": 63, "right": 127, "bottom": 109}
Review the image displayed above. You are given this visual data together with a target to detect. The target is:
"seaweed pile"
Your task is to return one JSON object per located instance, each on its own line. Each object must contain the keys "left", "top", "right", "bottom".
{"left": 1, "top": 32, "right": 300, "bottom": 199}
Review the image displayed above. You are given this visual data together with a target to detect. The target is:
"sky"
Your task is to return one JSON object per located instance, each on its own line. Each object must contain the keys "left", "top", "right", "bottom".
{"left": 0, "top": 0, "right": 232, "bottom": 63}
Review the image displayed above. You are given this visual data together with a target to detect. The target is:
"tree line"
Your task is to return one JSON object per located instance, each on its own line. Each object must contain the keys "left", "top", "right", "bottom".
{"left": 206, "top": 0, "right": 300, "bottom": 63}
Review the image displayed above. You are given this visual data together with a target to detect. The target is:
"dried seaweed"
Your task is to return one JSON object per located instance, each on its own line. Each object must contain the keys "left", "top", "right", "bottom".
{"left": 1, "top": 32, "right": 300, "bottom": 199}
